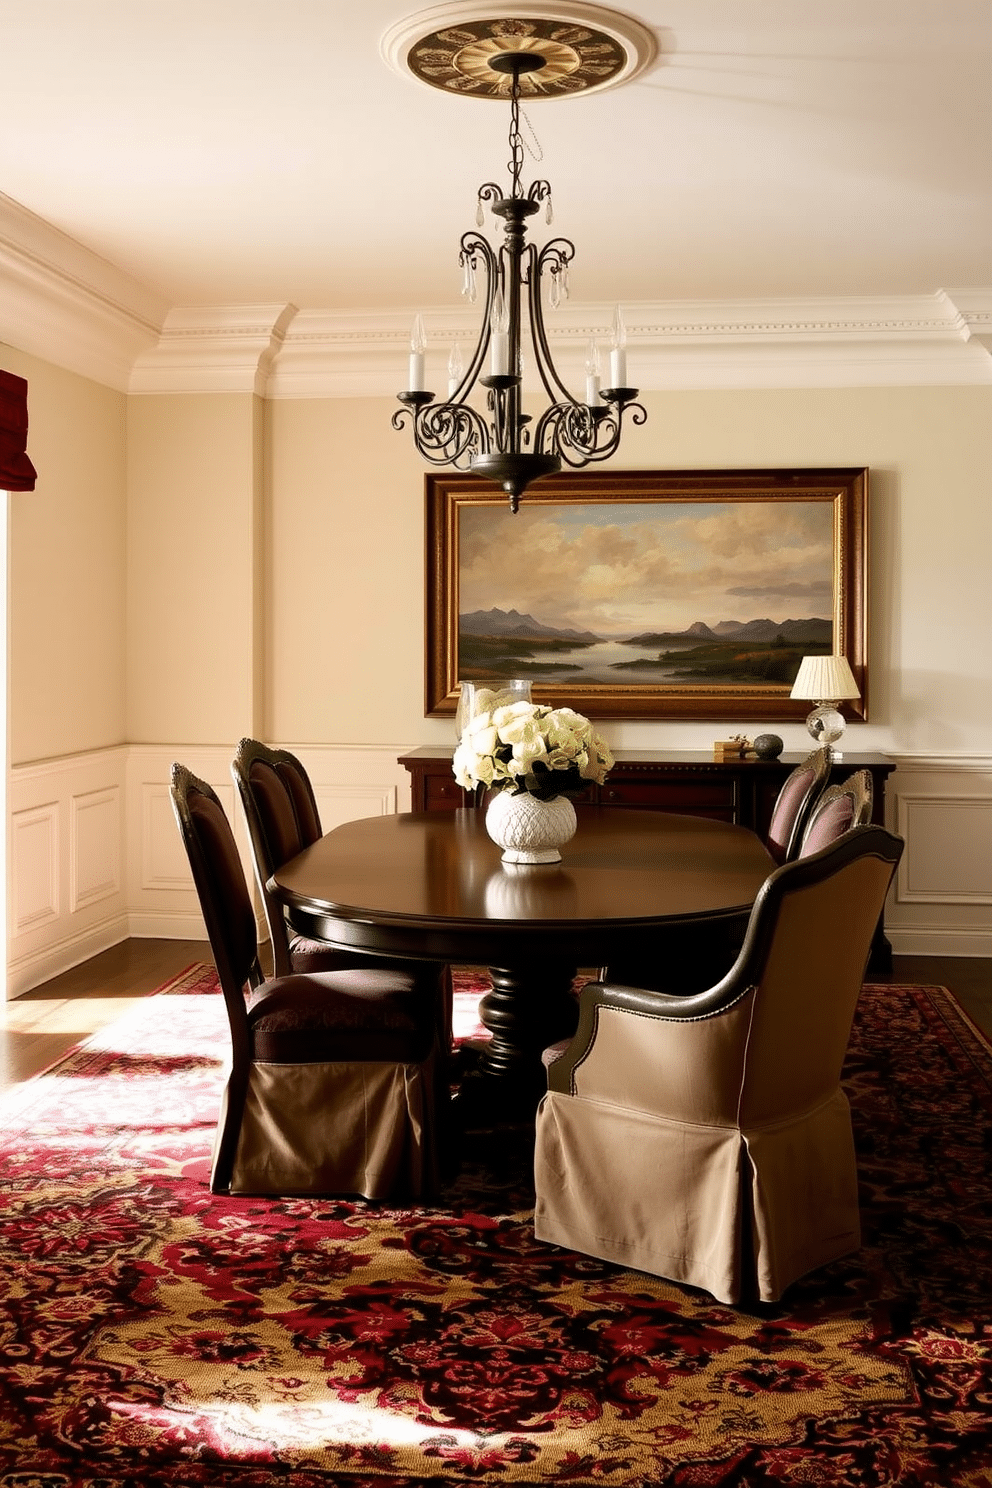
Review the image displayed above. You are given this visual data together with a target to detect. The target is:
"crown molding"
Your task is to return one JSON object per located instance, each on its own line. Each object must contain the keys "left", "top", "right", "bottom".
{"left": 129, "top": 305, "right": 298, "bottom": 395}
{"left": 267, "top": 293, "right": 992, "bottom": 398}
{"left": 2, "top": 190, "right": 990, "bottom": 397}
{"left": 0, "top": 193, "right": 167, "bottom": 391}
{"left": 941, "top": 288, "right": 992, "bottom": 357}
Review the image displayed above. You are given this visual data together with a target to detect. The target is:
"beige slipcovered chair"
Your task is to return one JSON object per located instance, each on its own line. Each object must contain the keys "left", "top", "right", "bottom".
{"left": 533, "top": 824, "right": 903, "bottom": 1305}
{"left": 765, "top": 745, "right": 833, "bottom": 864}
{"left": 798, "top": 768, "right": 874, "bottom": 858}
{"left": 171, "top": 763, "right": 443, "bottom": 1198}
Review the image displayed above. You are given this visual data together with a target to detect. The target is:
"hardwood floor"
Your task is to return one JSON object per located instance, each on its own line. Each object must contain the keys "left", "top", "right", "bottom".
{"left": 1, "top": 939, "right": 990, "bottom": 1093}
{"left": 0, "top": 939, "right": 211, "bottom": 1090}
{"left": 874, "top": 953, "right": 992, "bottom": 1040}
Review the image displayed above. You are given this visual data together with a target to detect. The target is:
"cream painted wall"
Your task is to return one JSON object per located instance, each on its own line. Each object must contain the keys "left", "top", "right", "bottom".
{"left": 264, "top": 396, "right": 437, "bottom": 744}
{"left": 126, "top": 392, "right": 264, "bottom": 745}
{"left": 2, "top": 344, "right": 126, "bottom": 765}
{"left": 265, "top": 385, "right": 992, "bottom": 757}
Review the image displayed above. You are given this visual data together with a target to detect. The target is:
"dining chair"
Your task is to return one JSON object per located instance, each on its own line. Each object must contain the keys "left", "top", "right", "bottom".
{"left": 230, "top": 736, "right": 360, "bottom": 976}
{"left": 171, "top": 763, "right": 443, "bottom": 1198}
{"left": 765, "top": 745, "right": 833, "bottom": 863}
{"left": 231, "top": 737, "right": 453, "bottom": 1058}
{"left": 533, "top": 824, "right": 903, "bottom": 1305}
{"left": 599, "top": 747, "right": 834, "bottom": 995}
{"left": 798, "top": 768, "right": 874, "bottom": 858}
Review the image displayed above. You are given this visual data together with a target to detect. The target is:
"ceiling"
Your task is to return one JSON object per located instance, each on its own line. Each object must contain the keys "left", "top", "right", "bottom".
{"left": 1, "top": 0, "right": 989, "bottom": 321}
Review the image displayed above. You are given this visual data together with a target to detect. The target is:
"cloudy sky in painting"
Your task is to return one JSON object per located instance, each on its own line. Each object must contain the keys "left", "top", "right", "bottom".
{"left": 459, "top": 500, "right": 835, "bottom": 636}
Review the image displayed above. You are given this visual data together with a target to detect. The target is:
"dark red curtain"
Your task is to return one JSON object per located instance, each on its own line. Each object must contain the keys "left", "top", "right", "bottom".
{"left": 0, "top": 368, "right": 38, "bottom": 491}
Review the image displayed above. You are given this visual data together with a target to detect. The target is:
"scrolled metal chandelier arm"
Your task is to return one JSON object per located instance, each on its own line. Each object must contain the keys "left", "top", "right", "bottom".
{"left": 529, "top": 238, "right": 577, "bottom": 406}
{"left": 391, "top": 398, "right": 489, "bottom": 466}
{"left": 535, "top": 396, "right": 648, "bottom": 467}
{"left": 455, "top": 229, "right": 499, "bottom": 400}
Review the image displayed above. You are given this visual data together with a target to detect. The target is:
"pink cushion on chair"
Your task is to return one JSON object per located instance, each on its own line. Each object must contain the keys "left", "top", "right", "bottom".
{"left": 800, "top": 794, "right": 855, "bottom": 857}
{"left": 766, "top": 768, "right": 815, "bottom": 863}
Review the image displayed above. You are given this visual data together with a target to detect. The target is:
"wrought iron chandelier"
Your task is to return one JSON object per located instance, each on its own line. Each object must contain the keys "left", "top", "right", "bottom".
{"left": 393, "top": 46, "right": 646, "bottom": 513}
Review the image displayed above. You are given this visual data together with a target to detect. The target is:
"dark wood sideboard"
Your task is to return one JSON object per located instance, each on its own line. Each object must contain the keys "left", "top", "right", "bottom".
{"left": 398, "top": 746, "right": 897, "bottom": 970}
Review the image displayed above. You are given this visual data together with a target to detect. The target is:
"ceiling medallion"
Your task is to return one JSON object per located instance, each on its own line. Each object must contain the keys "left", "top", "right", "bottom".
{"left": 408, "top": 21, "right": 625, "bottom": 98}
{"left": 382, "top": 3, "right": 656, "bottom": 99}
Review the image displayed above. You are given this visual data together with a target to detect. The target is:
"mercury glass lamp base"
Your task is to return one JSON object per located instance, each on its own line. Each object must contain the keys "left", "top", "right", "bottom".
{"left": 805, "top": 702, "right": 847, "bottom": 750}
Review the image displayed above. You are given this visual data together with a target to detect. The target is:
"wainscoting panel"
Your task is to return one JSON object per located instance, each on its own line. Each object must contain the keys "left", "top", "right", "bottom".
{"left": 126, "top": 746, "right": 248, "bottom": 941}
{"left": 70, "top": 786, "right": 122, "bottom": 912}
{"left": 8, "top": 748, "right": 129, "bottom": 998}
{"left": 886, "top": 755, "right": 992, "bottom": 957}
{"left": 898, "top": 795, "right": 992, "bottom": 903}
{"left": 291, "top": 746, "right": 407, "bottom": 830}
{"left": 124, "top": 743, "right": 410, "bottom": 944}
{"left": 11, "top": 802, "right": 60, "bottom": 934}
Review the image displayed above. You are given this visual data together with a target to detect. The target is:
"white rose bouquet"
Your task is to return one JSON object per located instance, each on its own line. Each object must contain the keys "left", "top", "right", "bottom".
{"left": 453, "top": 699, "right": 614, "bottom": 802}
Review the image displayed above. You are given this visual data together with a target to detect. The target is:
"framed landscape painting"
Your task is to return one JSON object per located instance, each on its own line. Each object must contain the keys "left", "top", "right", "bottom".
{"left": 425, "top": 467, "right": 868, "bottom": 722}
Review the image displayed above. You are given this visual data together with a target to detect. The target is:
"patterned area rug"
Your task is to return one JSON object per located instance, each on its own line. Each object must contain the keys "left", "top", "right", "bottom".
{"left": 1, "top": 966, "right": 991, "bottom": 1487}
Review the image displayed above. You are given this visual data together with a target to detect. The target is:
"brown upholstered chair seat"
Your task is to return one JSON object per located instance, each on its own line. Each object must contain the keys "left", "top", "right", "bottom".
{"left": 247, "top": 970, "right": 433, "bottom": 1064}
{"left": 284, "top": 931, "right": 362, "bottom": 974}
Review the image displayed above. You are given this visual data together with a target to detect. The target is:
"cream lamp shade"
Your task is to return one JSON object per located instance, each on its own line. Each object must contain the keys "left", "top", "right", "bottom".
{"left": 790, "top": 655, "right": 860, "bottom": 703}
{"left": 790, "top": 655, "right": 860, "bottom": 754}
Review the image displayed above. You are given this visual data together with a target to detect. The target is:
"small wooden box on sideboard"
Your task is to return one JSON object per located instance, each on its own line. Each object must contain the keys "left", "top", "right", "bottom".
{"left": 398, "top": 747, "right": 896, "bottom": 970}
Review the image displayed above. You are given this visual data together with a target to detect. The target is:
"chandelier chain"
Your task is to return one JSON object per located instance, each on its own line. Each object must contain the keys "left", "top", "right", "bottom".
{"left": 506, "top": 72, "right": 545, "bottom": 200}
{"left": 507, "top": 86, "right": 524, "bottom": 198}
{"left": 519, "top": 106, "right": 543, "bottom": 166}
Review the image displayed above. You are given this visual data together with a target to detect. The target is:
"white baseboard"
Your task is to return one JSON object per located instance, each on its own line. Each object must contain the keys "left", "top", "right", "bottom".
{"left": 888, "top": 927, "right": 992, "bottom": 959}
{"left": 126, "top": 911, "right": 214, "bottom": 941}
{"left": 6, "top": 912, "right": 130, "bottom": 999}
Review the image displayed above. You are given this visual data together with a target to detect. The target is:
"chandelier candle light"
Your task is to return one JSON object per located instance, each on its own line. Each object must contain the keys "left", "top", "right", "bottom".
{"left": 392, "top": 19, "right": 647, "bottom": 512}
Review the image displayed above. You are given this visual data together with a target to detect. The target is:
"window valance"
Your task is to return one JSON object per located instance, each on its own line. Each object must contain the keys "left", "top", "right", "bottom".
{"left": 0, "top": 369, "right": 38, "bottom": 491}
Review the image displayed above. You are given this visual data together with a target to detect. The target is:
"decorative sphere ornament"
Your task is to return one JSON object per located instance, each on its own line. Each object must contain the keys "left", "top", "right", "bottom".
{"left": 752, "top": 733, "right": 784, "bottom": 759}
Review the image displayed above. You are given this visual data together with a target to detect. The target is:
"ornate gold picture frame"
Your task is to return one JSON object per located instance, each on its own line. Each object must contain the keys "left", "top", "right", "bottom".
{"left": 426, "top": 467, "right": 868, "bottom": 722}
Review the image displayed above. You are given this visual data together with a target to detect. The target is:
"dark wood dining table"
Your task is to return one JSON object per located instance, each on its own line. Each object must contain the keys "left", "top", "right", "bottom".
{"left": 268, "top": 806, "right": 775, "bottom": 1121}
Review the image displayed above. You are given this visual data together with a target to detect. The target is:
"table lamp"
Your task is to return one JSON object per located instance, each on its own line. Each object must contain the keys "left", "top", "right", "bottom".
{"left": 790, "top": 655, "right": 860, "bottom": 755}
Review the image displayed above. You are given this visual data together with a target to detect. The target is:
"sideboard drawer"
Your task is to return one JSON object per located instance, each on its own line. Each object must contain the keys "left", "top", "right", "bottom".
{"left": 599, "top": 778, "right": 738, "bottom": 821}
{"left": 423, "top": 774, "right": 468, "bottom": 811}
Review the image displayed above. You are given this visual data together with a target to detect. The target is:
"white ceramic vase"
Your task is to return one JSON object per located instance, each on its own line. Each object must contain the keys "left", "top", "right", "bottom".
{"left": 485, "top": 789, "right": 577, "bottom": 865}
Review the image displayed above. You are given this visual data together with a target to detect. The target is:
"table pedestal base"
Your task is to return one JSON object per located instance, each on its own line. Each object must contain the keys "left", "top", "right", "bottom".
{"left": 453, "top": 963, "right": 580, "bottom": 1127}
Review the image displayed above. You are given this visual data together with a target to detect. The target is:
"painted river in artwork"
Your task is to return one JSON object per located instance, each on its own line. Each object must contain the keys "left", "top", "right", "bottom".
{"left": 466, "top": 636, "right": 726, "bottom": 687}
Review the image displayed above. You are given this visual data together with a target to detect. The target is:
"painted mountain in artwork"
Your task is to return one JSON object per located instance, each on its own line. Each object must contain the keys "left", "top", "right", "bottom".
{"left": 625, "top": 617, "right": 832, "bottom": 646}
{"left": 460, "top": 608, "right": 599, "bottom": 643}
